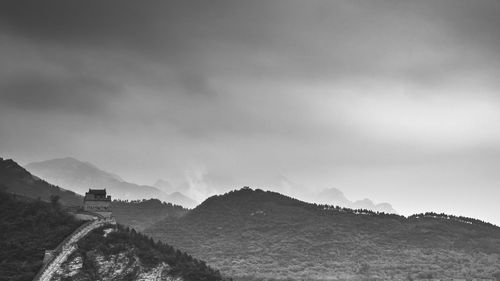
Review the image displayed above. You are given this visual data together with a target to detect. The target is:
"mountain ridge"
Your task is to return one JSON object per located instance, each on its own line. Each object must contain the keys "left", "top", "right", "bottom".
{"left": 145, "top": 187, "right": 500, "bottom": 280}
{"left": 0, "top": 157, "right": 82, "bottom": 206}
{"left": 1, "top": 156, "right": 190, "bottom": 231}
{"left": 308, "top": 187, "right": 397, "bottom": 214}
{"left": 25, "top": 157, "right": 197, "bottom": 208}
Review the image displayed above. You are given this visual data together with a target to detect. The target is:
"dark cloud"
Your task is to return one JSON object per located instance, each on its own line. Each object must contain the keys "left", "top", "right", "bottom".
{"left": 1, "top": 0, "right": 500, "bottom": 224}
{"left": 0, "top": 71, "right": 119, "bottom": 113}
{"left": 1, "top": 0, "right": 499, "bottom": 85}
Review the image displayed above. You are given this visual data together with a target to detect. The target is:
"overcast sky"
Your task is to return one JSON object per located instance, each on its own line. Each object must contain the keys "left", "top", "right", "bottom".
{"left": 1, "top": 0, "right": 499, "bottom": 224}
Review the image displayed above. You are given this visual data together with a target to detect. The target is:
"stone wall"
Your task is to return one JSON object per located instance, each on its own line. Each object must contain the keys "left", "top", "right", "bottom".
{"left": 33, "top": 217, "right": 116, "bottom": 281}
{"left": 83, "top": 200, "right": 110, "bottom": 212}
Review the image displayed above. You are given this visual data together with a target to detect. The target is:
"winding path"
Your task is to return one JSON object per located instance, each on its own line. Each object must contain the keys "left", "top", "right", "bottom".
{"left": 33, "top": 217, "right": 116, "bottom": 281}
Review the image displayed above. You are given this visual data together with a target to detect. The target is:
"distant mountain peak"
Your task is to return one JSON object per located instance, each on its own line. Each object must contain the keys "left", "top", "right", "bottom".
{"left": 26, "top": 157, "right": 123, "bottom": 182}
{"left": 314, "top": 187, "right": 397, "bottom": 214}
{"left": 24, "top": 157, "right": 164, "bottom": 200}
{"left": 24, "top": 157, "right": 198, "bottom": 207}
{"left": 152, "top": 179, "right": 175, "bottom": 194}
{"left": 0, "top": 157, "right": 81, "bottom": 205}
{"left": 167, "top": 191, "right": 198, "bottom": 208}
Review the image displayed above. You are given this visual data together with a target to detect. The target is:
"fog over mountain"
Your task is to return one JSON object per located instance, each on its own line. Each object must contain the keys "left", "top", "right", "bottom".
{"left": 0, "top": 157, "right": 81, "bottom": 206}
{"left": 1, "top": 0, "right": 500, "bottom": 225}
{"left": 25, "top": 157, "right": 198, "bottom": 207}
{"left": 153, "top": 179, "right": 176, "bottom": 195}
{"left": 313, "top": 187, "right": 396, "bottom": 214}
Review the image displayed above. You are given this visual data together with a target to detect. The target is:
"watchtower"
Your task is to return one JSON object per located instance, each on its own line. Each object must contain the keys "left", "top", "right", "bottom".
{"left": 83, "top": 189, "right": 112, "bottom": 218}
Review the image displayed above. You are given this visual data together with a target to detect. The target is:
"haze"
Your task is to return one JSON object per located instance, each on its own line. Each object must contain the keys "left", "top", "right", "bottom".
{"left": 1, "top": 1, "right": 499, "bottom": 224}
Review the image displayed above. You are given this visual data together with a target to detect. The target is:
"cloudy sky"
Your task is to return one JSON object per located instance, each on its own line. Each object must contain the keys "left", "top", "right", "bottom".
{"left": 1, "top": 0, "right": 499, "bottom": 223}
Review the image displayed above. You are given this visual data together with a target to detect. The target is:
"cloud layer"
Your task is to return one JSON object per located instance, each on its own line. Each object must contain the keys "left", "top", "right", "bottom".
{"left": 1, "top": 0, "right": 500, "bottom": 223}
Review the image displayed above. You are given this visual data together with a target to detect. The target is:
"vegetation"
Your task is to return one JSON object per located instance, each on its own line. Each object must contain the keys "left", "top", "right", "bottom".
{"left": 0, "top": 191, "right": 83, "bottom": 281}
{"left": 74, "top": 224, "right": 227, "bottom": 281}
{"left": 0, "top": 157, "right": 81, "bottom": 206}
{"left": 111, "top": 199, "right": 188, "bottom": 231}
{"left": 145, "top": 187, "right": 500, "bottom": 281}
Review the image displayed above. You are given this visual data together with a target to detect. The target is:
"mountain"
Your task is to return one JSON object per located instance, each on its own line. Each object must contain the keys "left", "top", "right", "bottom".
{"left": 0, "top": 157, "right": 81, "bottom": 206}
{"left": 0, "top": 189, "right": 225, "bottom": 281}
{"left": 111, "top": 199, "right": 188, "bottom": 231}
{"left": 167, "top": 191, "right": 198, "bottom": 208}
{"left": 25, "top": 157, "right": 164, "bottom": 200}
{"left": 351, "top": 198, "right": 395, "bottom": 213}
{"left": 313, "top": 187, "right": 397, "bottom": 213}
{"left": 314, "top": 187, "right": 351, "bottom": 206}
{"left": 144, "top": 187, "right": 500, "bottom": 281}
{"left": 153, "top": 179, "right": 176, "bottom": 194}
{"left": 25, "top": 157, "right": 197, "bottom": 207}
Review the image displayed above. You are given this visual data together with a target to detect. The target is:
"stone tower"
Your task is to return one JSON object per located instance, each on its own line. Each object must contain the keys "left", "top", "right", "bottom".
{"left": 83, "top": 189, "right": 112, "bottom": 218}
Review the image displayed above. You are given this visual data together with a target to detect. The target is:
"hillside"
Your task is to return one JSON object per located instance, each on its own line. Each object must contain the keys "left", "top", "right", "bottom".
{"left": 0, "top": 157, "right": 187, "bottom": 231}
{"left": 0, "top": 189, "right": 227, "bottom": 281}
{"left": 0, "top": 157, "right": 81, "bottom": 206}
{"left": 25, "top": 157, "right": 166, "bottom": 201}
{"left": 52, "top": 224, "right": 226, "bottom": 281}
{"left": 0, "top": 191, "right": 83, "bottom": 281}
{"left": 25, "top": 157, "right": 197, "bottom": 207}
{"left": 145, "top": 187, "right": 500, "bottom": 281}
{"left": 111, "top": 199, "right": 188, "bottom": 231}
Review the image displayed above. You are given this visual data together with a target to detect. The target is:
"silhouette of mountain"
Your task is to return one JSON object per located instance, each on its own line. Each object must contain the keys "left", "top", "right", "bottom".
{"left": 153, "top": 179, "right": 176, "bottom": 194}
{"left": 25, "top": 157, "right": 197, "bottom": 207}
{"left": 314, "top": 187, "right": 351, "bottom": 206}
{"left": 25, "top": 157, "right": 164, "bottom": 200}
{"left": 1, "top": 157, "right": 192, "bottom": 230}
{"left": 145, "top": 187, "right": 500, "bottom": 281}
{"left": 167, "top": 192, "right": 198, "bottom": 209}
{"left": 0, "top": 157, "right": 81, "bottom": 206}
{"left": 313, "top": 187, "right": 397, "bottom": 213}
{"left": 153, "top": 180, "right": 198, "bottom": 208}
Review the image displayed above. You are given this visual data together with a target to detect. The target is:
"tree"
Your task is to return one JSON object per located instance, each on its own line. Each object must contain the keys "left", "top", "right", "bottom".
{"left": 50, "top": 195, "right": 60, "bottom": 208}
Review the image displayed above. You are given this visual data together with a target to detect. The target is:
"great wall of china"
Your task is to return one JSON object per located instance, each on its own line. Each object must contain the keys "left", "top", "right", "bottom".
{"left": 33, "top": 189, "right": 117, "bottom": 281}
{"left": 33, "top": 216, "right": 116, "bottom": 281}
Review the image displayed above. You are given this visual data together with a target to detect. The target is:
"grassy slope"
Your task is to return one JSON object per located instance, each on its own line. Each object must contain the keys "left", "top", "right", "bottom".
{"left": 144, "top": 188, "right": 500, "bottom": 281}
{"left": 0, "top": 191, "right": 83, "bottom": 281}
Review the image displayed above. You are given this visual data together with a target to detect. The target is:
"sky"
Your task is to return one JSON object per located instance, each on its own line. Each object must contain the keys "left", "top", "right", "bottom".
{"left": 1, "top": 0, "right": 499, "bottom": 224}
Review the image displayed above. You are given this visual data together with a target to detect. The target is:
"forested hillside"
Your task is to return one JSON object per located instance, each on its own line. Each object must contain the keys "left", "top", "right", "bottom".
{"left": 0, "top": 157, "right": 81, "bottom": 206}
{"left": 0, "top": 189, "right": 228, "bottom": 281}
{"left": 0, "top": 191, "right": 83, "bottom": 281}
{"left": 112, "top": 199, "right": 188, "bottom": 231}
{"left": 145, "top": 187, "right": 500, "bottom": 281}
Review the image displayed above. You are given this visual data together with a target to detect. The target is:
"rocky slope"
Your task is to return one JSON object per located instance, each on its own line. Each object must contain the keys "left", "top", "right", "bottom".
{"left": 145, "top": 187, "right": 500, "bottom": 281}
{"left": 51, "top": 225, "right": 224, "bottom": 281}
